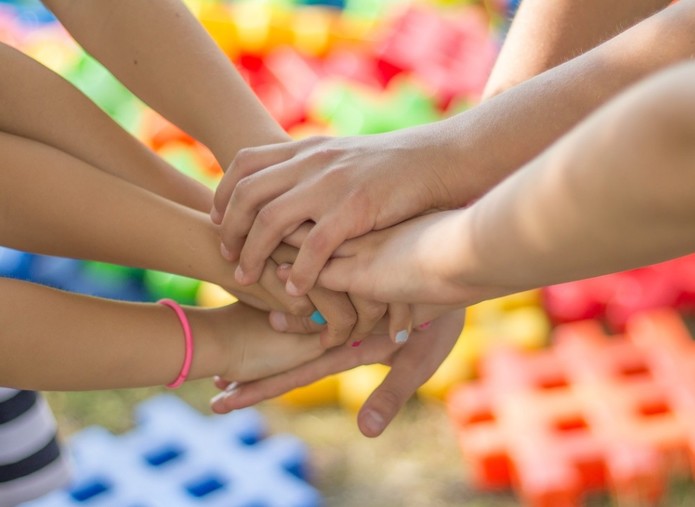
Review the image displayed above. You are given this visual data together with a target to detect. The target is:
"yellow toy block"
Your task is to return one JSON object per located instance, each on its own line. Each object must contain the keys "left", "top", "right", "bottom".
{"left": 196, "top": 282, "right": 237, "bottom": 308}
{"left": 338, "top": 364, "right": 390, "bottom": 412}
{"left": 278, "top": 375, "right": 341, "bottom": 408}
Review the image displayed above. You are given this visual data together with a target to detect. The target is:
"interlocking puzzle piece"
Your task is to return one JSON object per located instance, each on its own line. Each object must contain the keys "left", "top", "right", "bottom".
{"left": 24, "top": 395, "right": 322, "bottom": 507}
{"left": 448, "top": 308, "right": 695, "bottom": 506}
{"left": 543, "top": 256, "right": 695, "bottom": 331}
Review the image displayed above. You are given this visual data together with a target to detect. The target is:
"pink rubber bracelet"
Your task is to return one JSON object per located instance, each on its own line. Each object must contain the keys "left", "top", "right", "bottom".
{"left": 158, "top": 298, "right": 194, "bottom": 389}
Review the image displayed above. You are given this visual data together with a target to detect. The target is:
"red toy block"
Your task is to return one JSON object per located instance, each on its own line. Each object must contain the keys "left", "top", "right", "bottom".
{"left": 375, "top": 5, "right": 496, "bottom": 106}
{"left": 448, "top": 309, "right": 695, "bottom": 506}
{"left": 543, "top": 255, "right": 695, "bottom": 330}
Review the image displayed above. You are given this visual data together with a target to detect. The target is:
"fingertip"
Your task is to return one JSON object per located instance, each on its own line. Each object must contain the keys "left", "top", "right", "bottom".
{"left": 285, "top": 278, "right": 306, "bottom": 297}
{"left": 358, "top": 408, "right": 386, "bottom": 438}
{"left": 235, "top": 264, "right": 259, "bottom": 285}
{"left": 269, "top": 311, "right": 289, "bottom": 332}
{"left": 210, "top": 206, "right": 223, "bottom": 225}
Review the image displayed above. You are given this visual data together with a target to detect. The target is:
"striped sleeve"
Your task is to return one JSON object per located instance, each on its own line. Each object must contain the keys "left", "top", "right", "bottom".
{"left": 0, "top": 389, "right": 72, "bottom": 507}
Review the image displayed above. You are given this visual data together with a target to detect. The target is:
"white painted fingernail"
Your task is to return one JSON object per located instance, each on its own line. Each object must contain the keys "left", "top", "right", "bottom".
{"left": 211, "top": 382, "right": 239, "bottom": 405}
{"left": 395, "top": 329, "right": 410, "bottom": 344}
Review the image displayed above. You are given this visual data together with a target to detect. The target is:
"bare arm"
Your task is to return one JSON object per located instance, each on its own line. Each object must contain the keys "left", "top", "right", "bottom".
{"left": 0, "top": 278, "right": 323, "bottom": 391}
{"left": 0, "top": 42, "right": 211, "bottom": 211}
{"left": 42, "top": 0, "right": 288, "bottom": 168}
{"left": 315, "top": 64, "right": 695, "bottom": 305}
{"left": 0, "top": 132, "right": 307, "bottom": 314}
{"left": 212, "top": 0, "right": 695, "bottom": 295}
{"left": 483, "top": 0, "right": 670, "bottom": 98}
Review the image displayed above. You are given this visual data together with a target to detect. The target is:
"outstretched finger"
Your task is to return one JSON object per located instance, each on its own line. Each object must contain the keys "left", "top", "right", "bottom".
{"left": 210, "top": 334, "right": 399, "bottom": 414}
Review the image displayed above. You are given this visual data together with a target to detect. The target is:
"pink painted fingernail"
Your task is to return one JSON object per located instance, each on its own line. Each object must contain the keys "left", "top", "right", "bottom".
{"left": 351, "top": 340, "right": 362, "bottom": 348}
{"left": 417, "top": 321, "right": 433, "bottom": 331}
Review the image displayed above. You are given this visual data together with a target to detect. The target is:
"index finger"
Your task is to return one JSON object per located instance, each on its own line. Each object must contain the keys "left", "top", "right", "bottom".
{"left": 212, "top": 142, "right": 296, "bottom": 223}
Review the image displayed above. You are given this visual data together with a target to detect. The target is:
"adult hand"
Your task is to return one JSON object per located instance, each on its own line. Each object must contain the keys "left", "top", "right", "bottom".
{"left": 210, "top": 310, "right": 465, "bottom": 437}
{"left": 212, "top": 129, "right": 460, "bottom": 297}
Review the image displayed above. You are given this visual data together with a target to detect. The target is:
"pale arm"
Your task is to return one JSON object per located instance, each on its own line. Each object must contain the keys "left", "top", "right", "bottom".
{"left": 316, "top": 64, "right": 695, "bottom": 305}
{"left": 483, "top": 0, "right": 670, "bottom": 98}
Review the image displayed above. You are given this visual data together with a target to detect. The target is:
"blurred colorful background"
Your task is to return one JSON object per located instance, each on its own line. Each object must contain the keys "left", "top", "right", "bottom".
{"left": 3, "top": 0, "right": 695, "bottom": 505}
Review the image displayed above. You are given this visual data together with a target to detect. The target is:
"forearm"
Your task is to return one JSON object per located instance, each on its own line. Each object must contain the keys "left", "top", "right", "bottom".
{"left": 42, "top": 0, "right": 288, "bottom": 168}
{"left": 0, "top": 278, "right": 227, "bottom": 390}
{"left": 430, "top": 0, "right": 695, "bottom": 206}
{"left": 0, "top": 133, "right": 238, "bottom": 293}
{"left": 483, "top": 0, "right": 669, "bottom": 99}
{"left": 452, "top": 64, "right": 695, "bottom": 293}
{"left": 0, "top": 43, "right": 211, "bottom": 212}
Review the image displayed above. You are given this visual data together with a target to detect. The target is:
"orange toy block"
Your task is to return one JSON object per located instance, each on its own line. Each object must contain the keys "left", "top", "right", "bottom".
{"left": 448, "top": 308, "right": 695, "bottom": 506}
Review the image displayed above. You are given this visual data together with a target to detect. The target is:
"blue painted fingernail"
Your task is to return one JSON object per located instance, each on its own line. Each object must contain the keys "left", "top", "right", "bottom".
{"left": 310, "top": 310, "right": 327, "bottom": 325}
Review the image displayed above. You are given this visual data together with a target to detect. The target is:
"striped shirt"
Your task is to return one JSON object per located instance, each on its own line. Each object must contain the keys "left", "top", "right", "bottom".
{"left": 0, "top": 389, "right": 71, "bottom": 507}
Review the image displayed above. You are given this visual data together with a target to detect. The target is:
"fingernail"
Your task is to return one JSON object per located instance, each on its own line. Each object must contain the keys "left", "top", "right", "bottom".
{"left": 351, "top": 340, "right": 362, "bottom": 348}
{"left": 417, "top": 321, "right": 432, "bottom": 331}
{"left": 286, "top": 279, "right": 301, "bottom": 296}
{"left": 395, "top": 329, "right": 410, "bottom": 344}
{"left": 362, "top": 409, "right": 385, "bottom": 435}
{"left": 269, "top": 311, "right": 289, "bottom": 331}
{"left": 211, "top": 382, "right": 239, "bottom": 405}
{"left": 310, "top": 310, "right": 327, "bottom": 325}
{"left": 210, "top": 207, "right": 222, "bottom": 224}
{"left": 221, "top": 243, "right": 232, "bottom": 260}
{"left": 235, "top": 265, "right": 245, "bottom": 283}
{"left": 224, "top": 381, "right": 239, "bottom": 394}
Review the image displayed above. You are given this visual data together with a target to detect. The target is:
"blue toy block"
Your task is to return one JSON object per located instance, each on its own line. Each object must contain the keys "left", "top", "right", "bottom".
{"left": 23, "top": 395, "right": 322, "bottom": 507}
{"left": 0, "top": 246, "right": 34, "bottom": 280}
{"left": 25, "top": 255, "right": 147, "bottom": 301}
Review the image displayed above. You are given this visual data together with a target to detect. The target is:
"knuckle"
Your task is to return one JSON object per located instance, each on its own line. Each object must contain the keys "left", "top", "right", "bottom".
{"left": 304, "top": 228, "right": 333, "bottom": 257}
{"left": 372, "top": 389, "right": 403, "bottom": 416}
{"left": 287, "top": 298, "right": 313, "bottom": 317}
{"left": 256, "top": 204, "right": 279, "bottom": 229}
{"left": 232, "top": 148, "right": 257, "bottom": 176}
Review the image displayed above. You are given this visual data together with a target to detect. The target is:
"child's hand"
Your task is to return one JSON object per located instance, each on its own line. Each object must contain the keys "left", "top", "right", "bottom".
{"left": 211, "top": 130, "right": 460, "bottom": 298}
{"left": 207, "top": 303, "right": 325, "bottom": 382}
{"left": 210, "top": 310, "right": 465, "bottom": 437}
{"left": 316, "top": 211, "right": 508, "bottom": 307}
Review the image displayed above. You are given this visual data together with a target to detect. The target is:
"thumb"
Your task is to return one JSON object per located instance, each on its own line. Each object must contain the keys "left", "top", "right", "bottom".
{"left": 356, "top": 366, "right": 419, "bottom": 438}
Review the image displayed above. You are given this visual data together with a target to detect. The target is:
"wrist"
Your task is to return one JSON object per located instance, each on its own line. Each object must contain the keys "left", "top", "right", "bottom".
{"left": 184, "top": 307, "right": 230, "bottom": 381}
